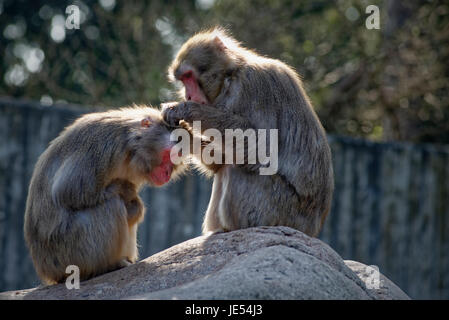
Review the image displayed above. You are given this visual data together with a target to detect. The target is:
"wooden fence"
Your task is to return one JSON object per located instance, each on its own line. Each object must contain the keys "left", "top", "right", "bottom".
{"left": 0, "top": 97, "right": 448, "bottom": 299}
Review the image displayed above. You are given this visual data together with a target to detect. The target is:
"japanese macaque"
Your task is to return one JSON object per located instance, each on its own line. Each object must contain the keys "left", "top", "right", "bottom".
{"left": 162, "top": 28, "right": 334, "bottom": 237}
{"left": 24, "top": 106, "right": 185, "bottom": 284}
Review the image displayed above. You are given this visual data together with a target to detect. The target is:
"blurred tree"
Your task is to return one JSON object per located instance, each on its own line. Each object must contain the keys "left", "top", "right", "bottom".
{"left": 0, "top": 0, "right": 198, "bottom": 107}
{"left": 0, "top": 0, "right": 448, "bottom": 143}
{"left": 195, "top": 0, "right": 449, "bottom": 143}
{"left": 378, "top": 1, "right": 449, "bottom": 142}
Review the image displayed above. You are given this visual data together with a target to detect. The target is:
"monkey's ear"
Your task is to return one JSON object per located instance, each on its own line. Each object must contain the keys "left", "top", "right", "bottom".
{"left": 213, "top": 36, "right": 227, "bottom": 51}
{"left": 141, "top": 118, "right": 151, "bottom": 128}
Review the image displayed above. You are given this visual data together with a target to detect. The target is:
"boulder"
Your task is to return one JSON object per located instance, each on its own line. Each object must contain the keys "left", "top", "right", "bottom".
{"left": 0, "top": 226, "right": 409, "bottom": 300}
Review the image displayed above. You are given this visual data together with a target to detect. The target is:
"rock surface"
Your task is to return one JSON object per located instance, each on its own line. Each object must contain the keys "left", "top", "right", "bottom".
{"left": 0, "top": 227, "right": 409, "bottom": 300}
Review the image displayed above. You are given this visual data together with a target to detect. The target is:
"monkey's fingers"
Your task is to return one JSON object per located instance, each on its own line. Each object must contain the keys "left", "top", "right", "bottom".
{"left": 126, "top": 198, "right": 144, "bottom": 225}
{"left": 162, "top": 107, "right": 183, "bottom": 127}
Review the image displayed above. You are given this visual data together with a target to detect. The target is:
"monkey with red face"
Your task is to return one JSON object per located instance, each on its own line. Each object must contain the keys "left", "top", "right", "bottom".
{"left": 24, "top": 106, "right": 185, "bottom": 284}
{"left": 162, "top": 28, "right": 334, "bottom": 237}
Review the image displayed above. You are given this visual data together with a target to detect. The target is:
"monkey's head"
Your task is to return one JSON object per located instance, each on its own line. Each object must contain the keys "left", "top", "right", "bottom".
{"left": 168, "top": 28, "right": 241, "bottom": 105}
{"left": 124, "top": 108, "right": 185, "bottom": 187}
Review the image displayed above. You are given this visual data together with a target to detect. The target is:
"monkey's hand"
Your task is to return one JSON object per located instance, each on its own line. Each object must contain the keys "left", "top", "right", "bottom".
{"left": 107, "top": 179, "right": 137, "bottom": 202}
{"left": 125, "top": 197, "right": 145, "bottom": 226}
{"left": 107, "top": 179, "right": 144, "bottom": 225}
{"left": 161, "top": 102, "right": 190, "bottom": 127}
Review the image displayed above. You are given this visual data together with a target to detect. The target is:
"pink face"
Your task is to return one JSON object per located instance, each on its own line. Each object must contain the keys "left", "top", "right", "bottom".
{"left": 140, "top": 118, "right": 174, "bottom": 186}
{"left": 180, "top": 70, "right": 209, "bottom": 105}
{"left": 148, "top": 148, "right": 174, "bottom": 186}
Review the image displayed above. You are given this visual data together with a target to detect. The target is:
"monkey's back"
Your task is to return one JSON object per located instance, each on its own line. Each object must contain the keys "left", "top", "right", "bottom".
{"left": 24, "top": 107, "right": 162, "bottom": 283}
{"left": 217, "top": 57, "right": 334, "bottom": 236}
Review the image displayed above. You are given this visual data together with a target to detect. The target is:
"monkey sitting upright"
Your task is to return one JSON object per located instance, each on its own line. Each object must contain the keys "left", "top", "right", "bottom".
{"left": 24, "top": 106, "right": 185, "bottom": 284}
{"left": 162, "top": 28, "right": 334, "bottom": 237}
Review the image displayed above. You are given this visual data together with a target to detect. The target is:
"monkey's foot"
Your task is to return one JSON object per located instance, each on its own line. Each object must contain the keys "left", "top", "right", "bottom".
{"left": 116, "top": 259, "right": 133, "bottom": 269}
{"left": 203, "top": 228, "right": 227, "bottom": 237}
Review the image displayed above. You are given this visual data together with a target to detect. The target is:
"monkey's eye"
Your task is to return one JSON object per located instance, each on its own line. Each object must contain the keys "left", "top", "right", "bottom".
{"left": 181, "top": 71, "right": 193, "bottom": 80}
{"left": 198, "top": 65, "right": 208, "bottom": 74}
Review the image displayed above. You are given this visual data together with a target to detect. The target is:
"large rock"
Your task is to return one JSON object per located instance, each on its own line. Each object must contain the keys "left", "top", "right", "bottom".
{"left": 0, "top": 227, "right": 409, "bottom": 300}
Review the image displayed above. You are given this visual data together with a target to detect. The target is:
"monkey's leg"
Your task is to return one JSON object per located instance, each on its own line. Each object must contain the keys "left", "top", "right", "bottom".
{"left": 64, "top": 195, "right": 135, "bottom": 281}
{"left": 121, "top": 224, "right": 139, "bottom": 263}
{"left": 104, "top": 182, "right": 142, "bottom": 264}
{"left": 202, "top": 192, "right": 224, "bottom": 235}
{"left": 202, "top": 211, "right": 225, "bottom": 235}
{"left": 105, "top": 181, "right": 142, "bottom": 264}
{"left": 201, "top": 167, "right": 233, "bottom": 235}
{"left": 202, "top": 182, "right": 222, "bottom": 234}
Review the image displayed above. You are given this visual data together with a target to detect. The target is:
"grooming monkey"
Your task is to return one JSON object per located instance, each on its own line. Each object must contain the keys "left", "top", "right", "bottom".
{"left": 24, "top": 107, "right": 185, "bottom": 284}
{"left": 163, "top": 28, "right": 334, "bottom": 237}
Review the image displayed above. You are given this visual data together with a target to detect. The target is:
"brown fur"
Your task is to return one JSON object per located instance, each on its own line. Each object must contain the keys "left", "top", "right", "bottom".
{"left": 24, "top": 106, "right": 185, "bottom": 284}
{"left": 163, "top": 28, "right": 334, "bottom": 237}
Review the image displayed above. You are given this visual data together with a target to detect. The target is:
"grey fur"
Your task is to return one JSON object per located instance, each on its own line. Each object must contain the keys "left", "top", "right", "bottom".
{"left": 24, "top": 106, "right": 185, "bottom": 284}
{"left": 163, "top": 28, "right": 334, "bottom": 237}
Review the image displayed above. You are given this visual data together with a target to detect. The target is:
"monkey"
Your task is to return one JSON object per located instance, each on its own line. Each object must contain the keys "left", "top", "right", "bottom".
{"left": 24, "top": 106, "right": 186, "bottom": 284}
{"left": 162, "top": 28, "right": 334, "bottom": 237}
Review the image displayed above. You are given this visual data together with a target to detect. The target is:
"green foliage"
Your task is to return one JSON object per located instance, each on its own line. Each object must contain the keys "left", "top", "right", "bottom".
{"left": 0, "top": 0, "right": 448, "bottom": 143}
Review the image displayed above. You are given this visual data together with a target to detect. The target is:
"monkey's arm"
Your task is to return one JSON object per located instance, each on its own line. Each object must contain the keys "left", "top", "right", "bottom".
{"left": 51, "top": 154, "right": 112, "bottom": 210}
{"left": 178, "top": 119, "right": 224, "bottom": 174}
{"left": 163, "top": 101, "right": 250, "bottom": 132}
{"left": 162, "top": 102, "right": 273, "bottom": 173}
{"left": 107, "top": 179, "right": 144, "bottom": 226}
